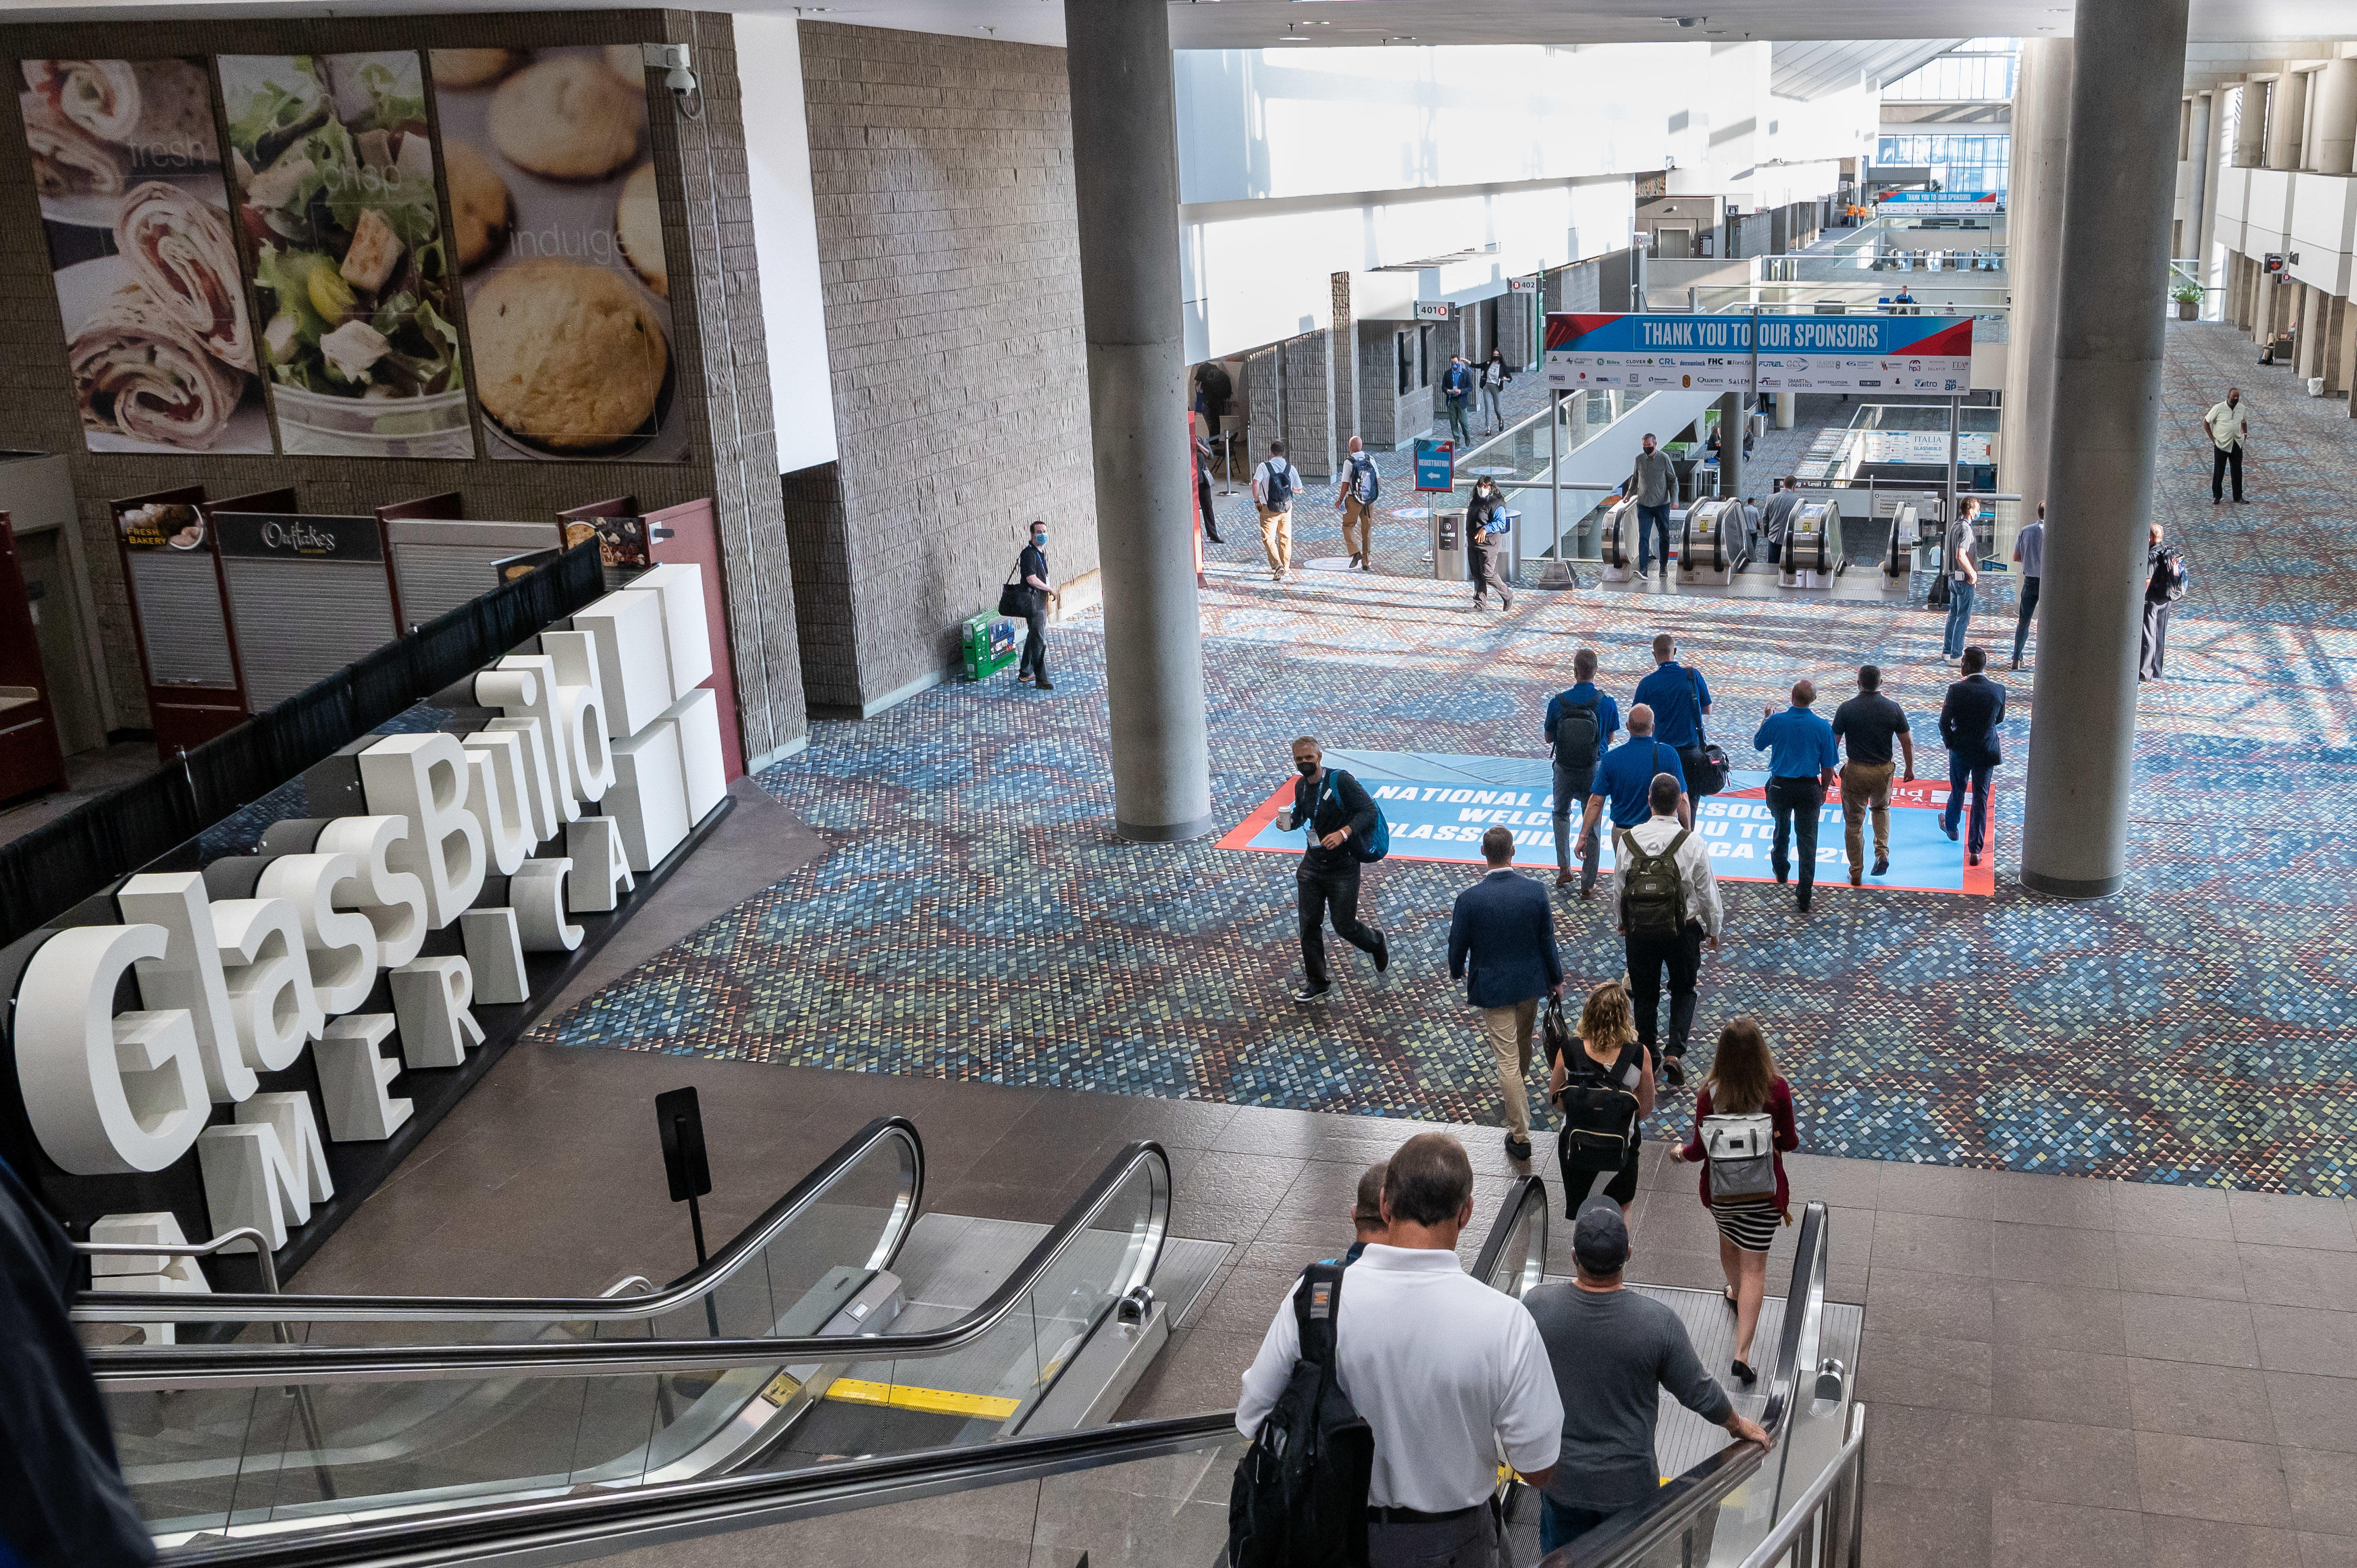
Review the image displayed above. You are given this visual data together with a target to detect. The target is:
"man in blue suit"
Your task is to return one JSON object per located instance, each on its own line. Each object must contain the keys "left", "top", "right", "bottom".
{"left": 1937, "top": 646, "right": 2007, "bottom": 868}
{"left": 1448, "top": 826, "right": 1566, "bottom": 1163}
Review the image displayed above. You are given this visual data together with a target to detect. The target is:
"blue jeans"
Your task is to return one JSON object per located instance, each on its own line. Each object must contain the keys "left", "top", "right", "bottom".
{"left": 1944, "top": 755, "right": 1993, "bottom": 854}
{"left": 1540, "top": 1497, "right": 1617, "bottom": 1555}
{"left": 1635, "top": 503, "right": 1673, "bottom": 572}
{"left": 1942, "top": 577, "right": 1975, "bottom": 656}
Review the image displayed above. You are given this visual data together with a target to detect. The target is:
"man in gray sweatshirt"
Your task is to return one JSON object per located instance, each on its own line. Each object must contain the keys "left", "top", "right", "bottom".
{"left": 1631, "top": 434, "right": 1678, "bottom": 577}
{"left": 1523, "top": 1198, "right": 1770, "bottom": 1553}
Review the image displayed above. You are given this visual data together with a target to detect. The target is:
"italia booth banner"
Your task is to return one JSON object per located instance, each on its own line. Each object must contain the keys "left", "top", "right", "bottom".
{"left": 1542, "top": 312, "right": 1974, "bottom": 395}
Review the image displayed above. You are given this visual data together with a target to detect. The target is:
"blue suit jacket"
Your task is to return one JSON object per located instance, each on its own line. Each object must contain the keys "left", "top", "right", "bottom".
{"left": 1938, "top": 674, "right": 2007, "bottom": 767}
{"left": 1447, "top": 869, "right": 1564, "bottom": 1009}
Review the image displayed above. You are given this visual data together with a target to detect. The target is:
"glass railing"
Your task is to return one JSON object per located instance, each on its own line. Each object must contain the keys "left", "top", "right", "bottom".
{"left": 85, "top": 1130, "right": 1173, "bottom": 1545}
{"left": 1472, "top": 1174, "right": 1549, "bottom": 1299}
{"left": 155, "top": 1205, "right": 1840, "bottom": 1568}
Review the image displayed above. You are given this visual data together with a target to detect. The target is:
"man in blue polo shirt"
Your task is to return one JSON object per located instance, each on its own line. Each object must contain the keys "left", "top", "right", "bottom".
{"left": 1576, "top": 705, "right": 1688, "bottom": 870}
{"left": 1631, "top": 634, "right": 1713, "bottom": 754}
{"left": 1753, "top": 680, "right": 1840, "bottom": 914}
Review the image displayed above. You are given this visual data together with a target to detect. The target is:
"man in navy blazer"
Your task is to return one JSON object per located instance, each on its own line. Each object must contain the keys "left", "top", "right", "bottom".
{"left": 1448, "top": 826, "right": 1566, "bottom": 1163}
{"left": 1937, "top": 646, "right": 2008, "bottom": 867}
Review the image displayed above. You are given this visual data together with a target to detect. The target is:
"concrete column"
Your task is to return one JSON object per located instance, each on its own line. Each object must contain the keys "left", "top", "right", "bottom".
{"left": 1063, "top": 0, "right": 1212, "bottom": 842}
{"left": 2297, "top": 285, "right": 2327, "bottom": 380}
{"left": 2003, "top": 37, "right": 2074, "bottom": 513}
{"left": 2267, "top": 72, "right": 2307, "bottom": 168}
{"left": 1776, "top": 391, "right": 1795, "bottom": 429}
{"left": 2192, "top": 91, "right": 2225, "bottom": 303}
{"left": 2021, "top": 0, "right": 2189, "bottom": 900}
{"left": 2233, "top": 79, "right": 2268, "bottom": 167}
{"left": 2338, "top": 297, "right": 2357, "bottom": 416}
{"left": 2184, "top": 91, "right": 2211, "bottom": 255}
{"left": 2312, "top": 59, "right": 2357, "bottom": 174}
{"left": 2322, "top": 295, "right": 2351, "bottom": 397}
{"left": 1713, "top": 392, "right": 1742, "bottom": 499}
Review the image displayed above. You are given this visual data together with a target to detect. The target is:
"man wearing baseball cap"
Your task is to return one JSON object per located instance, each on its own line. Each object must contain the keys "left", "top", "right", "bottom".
{"left": 1521, "top": 1198, "right": 1771, "bottom": 1553}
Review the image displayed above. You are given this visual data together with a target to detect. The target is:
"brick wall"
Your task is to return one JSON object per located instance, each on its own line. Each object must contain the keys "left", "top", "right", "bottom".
{"left": 0, "top": 9, "right": 808, "bottom": 763}
{"left": 793, "top": 22, "right": 1094, "bottom": 715}
{"left": 1356, "top": 321, "right": 1428, "bottom": 451}
{"left": 1281, "top": 332, "right": 1335, "bottom": 480}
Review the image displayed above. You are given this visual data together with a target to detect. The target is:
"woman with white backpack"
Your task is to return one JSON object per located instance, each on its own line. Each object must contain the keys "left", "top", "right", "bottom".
{"left": 1668, "top": 1018, "right": 1799, "bottom": 1388}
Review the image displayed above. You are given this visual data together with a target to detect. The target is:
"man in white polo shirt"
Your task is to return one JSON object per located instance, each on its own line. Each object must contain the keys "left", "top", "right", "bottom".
{"left": 1238, "top": 1132, "right": 1564, "bottom": 1566}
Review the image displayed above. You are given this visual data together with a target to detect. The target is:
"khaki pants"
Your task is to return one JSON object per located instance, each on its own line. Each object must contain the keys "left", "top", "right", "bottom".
{"left": 1341, "top": 496, "right": 1373, "bottom": 564}
{"left": 1483, "top": 997, "right": 1540, "bottom": 1140}
{"left": 1841, "top": 760, "right": 1897, "bottom": 872}
{"left": 1258, "top": 506, "right": 1293, "bottom": 577}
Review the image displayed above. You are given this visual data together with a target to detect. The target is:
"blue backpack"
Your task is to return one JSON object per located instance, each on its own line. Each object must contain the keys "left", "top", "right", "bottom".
{"left": 1319, "top": 771, "right": 1390, "bottom": 863}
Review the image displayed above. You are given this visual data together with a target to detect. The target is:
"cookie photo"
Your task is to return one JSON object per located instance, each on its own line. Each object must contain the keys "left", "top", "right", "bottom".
{"left": 442, "top": 139, "right": 511, "bottom": 272}
{"left": 472, "top": 259, "right": 668, "bottom": 452}
{"left": 615, "top": 162, "right": 666, "bottom": 298}
{"left": 604, "top": 45, "right": 645, "bottom": 85}
{"left": 429, "top": 49, "right": 526, "bottom": 89}
{"left": 488, "top": 56, "right": 641, "bottom": 181}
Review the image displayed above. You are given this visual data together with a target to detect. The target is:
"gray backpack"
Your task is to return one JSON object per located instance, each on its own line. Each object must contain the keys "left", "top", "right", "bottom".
{"left": 1701, "top": 1112, "right": 1778, "bottom": 1203}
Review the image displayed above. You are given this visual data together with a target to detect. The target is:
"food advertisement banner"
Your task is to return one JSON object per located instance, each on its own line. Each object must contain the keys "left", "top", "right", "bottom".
{"left": 1544, "top": 312, "right": 1974, "bottom": 396}
{"left": 17, "top": 58, "right": 272, "bottom": 455}
{"left": 216, "top": 52, "right": 473, "bottom": 458}
{"left": 428, "top": 47, "right": 686, "bottom": 463}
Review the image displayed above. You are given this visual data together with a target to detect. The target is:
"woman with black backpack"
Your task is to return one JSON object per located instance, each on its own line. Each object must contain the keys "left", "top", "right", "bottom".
{"left": 1668, "top": 1018, "right": 1800, "bottom": 1387}
{"left": 1547, "top": 980, "right": 1654, "bottom": 1215}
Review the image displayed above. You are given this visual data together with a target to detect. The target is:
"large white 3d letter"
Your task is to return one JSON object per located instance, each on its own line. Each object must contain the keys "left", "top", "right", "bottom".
{"left": 234, "top": 1091, "right": 333, "bottom": 1209}
{"left": 480, "top": 660, "right": 577, "bottom": 825}
{"left": 512, "top": 860, "right": 584, "bottom": 951}
{"left": 315, "top": 816, "right": 428, "bottom": 969}
{"left": 540, "top": 630, "right": 617, "bottom": 804}
{"left": 257, "top": 852, "right": 378, "bottom": 1016}
{"left": 17, "top": 924, "right": 209, "bottom": 1174}
{"left": 487, "top": 716, "right": 562, "bottom": 843}
{"left": 315, "top": 1014, "right": 411, "bottom": 1142}
{"left": 573, "top": 589, "right": 673, "bottom": 737}
{"left": 389, "top": 957, "right": 483, "bottom": 1070}
{"left": 461, "top": 729, "right": 534, "bottom": 876}
{"left": 197, "top": 1121, "right": 308, "bottom": 1252}
{"left": 117, "top": 873, "right": 255, "bottom": 1104}
{"left": 360, "top": 734, "right": 487, "bottom": 927}
{"left": 210, "top": 899, "right": 322, "bottom": 1069}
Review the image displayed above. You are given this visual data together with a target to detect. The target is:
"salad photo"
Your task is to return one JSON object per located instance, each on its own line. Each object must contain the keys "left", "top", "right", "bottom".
{"left": 216, "top": 52, "right": 473, "bottom": 457}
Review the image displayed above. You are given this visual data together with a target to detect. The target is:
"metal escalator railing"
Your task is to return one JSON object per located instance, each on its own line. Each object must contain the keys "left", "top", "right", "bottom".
{"left": 1543, "top": 1200, "right": 1832, "bottom": 1568}
{"left": 158, "top": 1170, "right": 1554, "bottom": 1568}
{"left": 76, "top": 1114, "right": 926, "bottom": 1330}
{"left": 95, "top": 1137, "right": 1171, "bottom": 1545}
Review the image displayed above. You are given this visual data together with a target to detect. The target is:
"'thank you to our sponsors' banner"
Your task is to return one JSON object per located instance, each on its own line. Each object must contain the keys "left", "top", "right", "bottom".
{"left": 1543, "top": 312, "right": 1974, "bottom": 396}
{"left": 1874, "top": 190, "right": 2002, "bottom": 216}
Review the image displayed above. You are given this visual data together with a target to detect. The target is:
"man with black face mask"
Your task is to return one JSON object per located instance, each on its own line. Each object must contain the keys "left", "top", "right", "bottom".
{"left": 1276, "top": 736, "right": 1389, "bottom": 1003}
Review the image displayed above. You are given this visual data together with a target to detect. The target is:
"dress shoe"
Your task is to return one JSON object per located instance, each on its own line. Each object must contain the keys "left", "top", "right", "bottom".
{"left": 1872, "top": 854, "right": 1889, "bottom": 876}
{"left": 1292, "top": 982, "right": 1332, "bottom": 1004}
{"left": 1557, "top": 871, "right": 1576, "bottom": 888}
{"left": 1371, "top": 930, "right": 1391, "bottom": 974}
{"left": 1035, "top": 679, "right": 1055, "bottom": 692}
{"left": 1943, "top": 820, "right": 1959, "bottom": 842}
{"left": 1505, "top": 1131, "right": 1533, "bottom": 1161}
{"left": 1969, "top": 851, "right": 1981, "bottom": 866}
{"left": 1662, "top": 1053, "right": 1686, "bottom": 1088}
{"left": 1850, "top": 868, "right": 1863, "bottom": 887}
{"left": 1796, "top": 895, "right": 1811, "bottom": 914}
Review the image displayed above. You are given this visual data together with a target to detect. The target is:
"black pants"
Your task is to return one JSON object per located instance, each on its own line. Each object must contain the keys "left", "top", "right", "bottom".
{"left": 1624, "top": 922, "right": 1703, "bottom": 1058}
{"left": 1765, "top": 775, "right": 1826, "bottom": 898}
{"left": 2140, "top": 599, "right": 2175, "bottom": 681}
{"left": 2013, "top": 575, "right": 2040, "bottom": 665}
{"left": 2211, "top": 442, "right": 2243, "bottom": 501}
{"left": 1551, "top": 760, "right": 1599, "bottom": 891}
{"left": 1298, "top": 860, "right": 1381, "bottom": 986}
{"left": 1197, "top": 473, "right": 1222, "bottom": 541}
{"left": 1943, "top": 755, "right": 1993, "bottom": 854}
{"left": 1018, "top": 609, "right": 1047, "bottom": 680}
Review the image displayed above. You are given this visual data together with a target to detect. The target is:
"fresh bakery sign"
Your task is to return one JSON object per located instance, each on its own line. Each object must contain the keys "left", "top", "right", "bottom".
{"left": 10, "top": 568, "right": 727, "bottom": 1281}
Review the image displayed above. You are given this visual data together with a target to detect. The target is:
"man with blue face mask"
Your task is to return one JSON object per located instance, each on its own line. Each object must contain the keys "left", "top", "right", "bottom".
{"left": 1017, "top": 520, "right": 1055, "bottom": 692}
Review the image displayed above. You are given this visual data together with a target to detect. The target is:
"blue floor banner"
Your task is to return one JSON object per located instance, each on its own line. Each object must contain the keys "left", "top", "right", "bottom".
{"left": 1220, "top": 750, "right": 1994, "bottom": 896}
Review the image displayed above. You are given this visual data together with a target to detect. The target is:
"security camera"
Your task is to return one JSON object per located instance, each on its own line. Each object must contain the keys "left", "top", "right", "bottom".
{"left": 641, "top": 43, "right": 703, "bottom": 119}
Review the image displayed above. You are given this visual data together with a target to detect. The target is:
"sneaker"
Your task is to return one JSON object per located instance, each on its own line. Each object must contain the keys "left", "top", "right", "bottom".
{"left": 1293, "top": 981, "right": 1332, "bottom": 1004}
{"left": 1505, "top": 1131, "right": 1533, "bottom": 1162}
{"left": 1017, "top": 673, "right": 1035, "bottom": 684}
{"left": 1371, "top": 930, "right": 1390, "bottom": 974}
{"left": 1872, "top": 854, "right": 1889, "bottom": 876}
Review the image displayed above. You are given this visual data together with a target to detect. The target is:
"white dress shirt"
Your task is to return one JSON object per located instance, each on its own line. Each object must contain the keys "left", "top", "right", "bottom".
{"left": 1606, "top": 811, "right": 1725, "bottom": 940}
{"left": 1236, "top": 1245, "right": 1564, "bottom": 1511}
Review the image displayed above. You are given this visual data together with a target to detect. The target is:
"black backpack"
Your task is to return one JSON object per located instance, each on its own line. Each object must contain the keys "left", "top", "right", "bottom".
{"left": 1228, "top": 1263, "right": 1373, "bottom": 1568}
{"left": 1618, "top": 826, "right": 1691, "bottom": 942}
{"left": 1264, "top": 460, "right": 1298, "bottom": 510}
{"left": 1348, "top": 452, "right": 1381, "bottom": 505}
{"left": 2151, "top": 548, "right": 2189, "bottom": 603}
{"left": 1555, "top": 1041, "right": 1643, "bottom": 1183}
{"left": 1551, "top": 693, "right": 1602, "bottom": 770}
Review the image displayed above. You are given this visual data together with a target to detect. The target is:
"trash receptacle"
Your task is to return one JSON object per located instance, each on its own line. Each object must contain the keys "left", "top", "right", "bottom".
{"left": 1497, "top": 509, "right": 1521, "bottom": 584}
{"left": 1433, "top": 509, "right": 1467, "bottom": 581}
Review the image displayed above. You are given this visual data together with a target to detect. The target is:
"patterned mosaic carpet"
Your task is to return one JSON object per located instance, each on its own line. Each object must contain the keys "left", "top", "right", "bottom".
{"left": 541, "top": 322, "right": 2357, "bottom": 1196}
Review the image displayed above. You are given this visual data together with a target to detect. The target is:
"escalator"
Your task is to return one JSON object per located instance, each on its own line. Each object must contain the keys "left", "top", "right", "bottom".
{"left": 75, "top": 1118, "right": 1225, "bottom": 1547}
{"left": 93, "top": 1140, "right": 1860, "bottom": 1568}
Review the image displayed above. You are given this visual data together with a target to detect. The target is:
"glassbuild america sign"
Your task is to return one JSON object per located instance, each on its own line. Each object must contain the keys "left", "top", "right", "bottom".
{"left": 5, "top": 565, "right": 728, "bottom": 1294}
{"left": 1543, "top": 312, "right": 1975, "bottom": 395}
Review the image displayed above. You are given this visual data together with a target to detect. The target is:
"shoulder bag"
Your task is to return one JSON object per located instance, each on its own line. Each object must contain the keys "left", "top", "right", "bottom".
{"left": 1678, "top": 667, "right": 1729, "bottom": 798}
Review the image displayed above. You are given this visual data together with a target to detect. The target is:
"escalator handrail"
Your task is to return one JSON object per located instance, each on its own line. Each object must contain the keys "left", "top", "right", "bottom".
{"left": 88, "top": 1139, "right": 1171, "bottom": 1390}
{"left": 1469, "top": 1174, "right": 1549, "bottom": 1297}
{"left": 158, "top": 1411, "right": 1245, "bottom": 1568}
{"left": 1539, "top": 1201, "right": 1830, "bottom": 1568}
{"left": 74, "top": 1115, "right": 924, "bottom": 1326}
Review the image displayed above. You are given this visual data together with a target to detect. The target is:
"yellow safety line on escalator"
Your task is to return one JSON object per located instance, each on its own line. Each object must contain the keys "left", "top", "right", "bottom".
{"left": 823, "top": 1377, "right": 1022, "bottom": 1420}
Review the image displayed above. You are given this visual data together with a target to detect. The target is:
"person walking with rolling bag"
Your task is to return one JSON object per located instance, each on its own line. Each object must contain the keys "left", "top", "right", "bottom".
{"left": 1668, "top": 1018, "right": 1799, "bottom": 1388}
{"left": 1547, "top": 980, "right": 1655, "bottom": 1215}
{"left": 1003, "top": 519, "right": 1056, "bottom": 691}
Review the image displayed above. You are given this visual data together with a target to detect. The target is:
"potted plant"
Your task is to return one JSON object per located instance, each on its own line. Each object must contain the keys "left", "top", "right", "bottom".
{"left": 2171, "top": 283, "right": 2203, "bottom": 320}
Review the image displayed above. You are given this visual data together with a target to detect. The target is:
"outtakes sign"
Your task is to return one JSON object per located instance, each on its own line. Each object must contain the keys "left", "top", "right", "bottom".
{"left": 1543, "top": 312, "right": 1975, "bottom": 396}
{"left": 4, "top": 563, "right": 728, "bottom": 1305}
